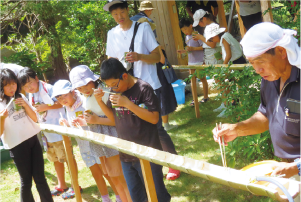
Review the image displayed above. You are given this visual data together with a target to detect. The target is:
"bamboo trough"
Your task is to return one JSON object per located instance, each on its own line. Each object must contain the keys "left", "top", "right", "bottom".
{"left": 40, "top": 124, "right": 300, "bottom": 202}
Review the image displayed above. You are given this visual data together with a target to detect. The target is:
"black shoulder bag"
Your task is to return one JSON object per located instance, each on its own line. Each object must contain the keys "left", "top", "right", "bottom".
{"left": 127, "top": 22, "right": 141, "bottom": 76}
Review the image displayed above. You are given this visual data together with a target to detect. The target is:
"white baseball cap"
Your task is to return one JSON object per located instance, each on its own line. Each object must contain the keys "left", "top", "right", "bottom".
{"left": 52, "top": 80, "right": 72, "bottom": 98}
{"left": 204, "top": 23, "right": 226, "bottom": 41}
{"left": 69, "top": 65, "right": 99, "bottom": 90}
{"left": 192, "top": 9, "right": 207, "bottom": 27}
{"left": 103, "top": 0, "right": 126, "bottom": 12}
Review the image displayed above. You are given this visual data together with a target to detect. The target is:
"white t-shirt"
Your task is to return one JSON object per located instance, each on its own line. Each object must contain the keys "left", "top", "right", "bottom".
{"left": 239, "top": 1, "right": 261, "bottom": 16}
{"left": 0, "top": 94, "right": 41, "bottom": 149}
{"left": 0, "top": 63, "right": 24, "bottom": 76}
{"left": 31, "top": 82, "right": 65, "bottom": 143}
{"left": 106, "top": 21, "right": 161, "bottom": 90}
{"left": 220, "top": 32, "right": 243, "bottom": 62}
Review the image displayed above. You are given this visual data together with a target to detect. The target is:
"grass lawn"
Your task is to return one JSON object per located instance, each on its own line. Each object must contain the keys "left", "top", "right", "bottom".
{"left": 0, "top": 93, "right": 276, "bottom": 202}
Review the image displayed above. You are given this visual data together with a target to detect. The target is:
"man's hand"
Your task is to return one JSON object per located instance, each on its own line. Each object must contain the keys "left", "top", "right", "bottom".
{"left": 94, "top": 88, "right": 105, "bottom": 103}
{"left": 271, "top": 162, "right": 299, "bottom": 178}
{"left": 109, "top": 94, "right": 130, "bottom": 108}
{"left": 212, "top": 123, "right": 238, "bottom": 146}
{"left": 0, "top": 109, "right": 8, "bottom": 120}
{"left": 126, "top": 52, "right": 140, "bottom": 63}
{"left": 34, "top": 103, "right": 49, "bottom": 113}
{"left": 84, "top": 111, "right": 99, "bottom": 125}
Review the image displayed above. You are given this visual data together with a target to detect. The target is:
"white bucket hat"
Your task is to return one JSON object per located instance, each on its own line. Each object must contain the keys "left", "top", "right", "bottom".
{"left": 52, "top": 80, "right": 72, "bottom": 98}
{"left": 204, "top": 23, "right": 226, "bottom": 41}
{"left": 69, "top": 65, "right": 99, "bottom": 90}
{"left": 192, "top": 9, "right": 207, "bottom": 27}
{"left": 103, "top": 0, "right": 125, "bottom": 12}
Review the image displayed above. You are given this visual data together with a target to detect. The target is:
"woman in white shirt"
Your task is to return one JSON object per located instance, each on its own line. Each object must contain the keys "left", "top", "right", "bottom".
{"left": 0, "top": 68, "right": 53, "bottom": 202}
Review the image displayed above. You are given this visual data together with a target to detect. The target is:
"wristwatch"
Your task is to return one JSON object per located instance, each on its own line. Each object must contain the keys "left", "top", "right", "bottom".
{"left": 294, "top": 158, "right": 301, "bottom": 176}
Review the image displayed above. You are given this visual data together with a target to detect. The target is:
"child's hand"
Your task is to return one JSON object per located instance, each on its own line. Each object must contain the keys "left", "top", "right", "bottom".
{"left": 177, "top": 49, "right": 186, "bottom": 54}
{"left": 59, "top": 118, "right": 70, "bottom": 127}
{"left": 109, "top": 94, "right": 130, "bottom": 108}
{"left": 192, "top": 33, "right": 201, "bottom": 41}
{"left": 186, "top": 46, "right": 194, "bottom": 52}
{"left": 0, "top": 109, "right": 8, "bottom": 120}
{"left": 94, "top": 88, "right": 105, "bottom": 102}
{"left": 84, "top": 111, "right": 99, "bottom": 125}
{"left": 72, "top": 117, "right": 87, "bottom": 127}
{"left": 14, "top": 98, "right": 28, "bottom": 108}
{"left": 34, "top": 103, "right": 49, "bottom": 113}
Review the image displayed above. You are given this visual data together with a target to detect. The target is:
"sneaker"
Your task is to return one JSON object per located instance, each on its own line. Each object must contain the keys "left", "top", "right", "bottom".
{"left": 62, "top": 187, "right": 83, "bottom": 199}
{"left": 213, "top": 103, "right": 226, "bottom": 112}
{"left": 217, "top": 109, "right": 227, "bottom": 118}
{"left": 51, "top": 187, "right": 69, "bottom": 196}
{"left": 166, "top": 168, "right": 180, "bottom": 180}
{"left": 163, "top": 123, "right": 178, "bottom": 131}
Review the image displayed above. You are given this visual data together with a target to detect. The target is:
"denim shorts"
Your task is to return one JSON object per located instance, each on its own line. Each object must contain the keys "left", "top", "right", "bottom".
{"left": 121, "top": 161, "right": 171, "bottom": 202}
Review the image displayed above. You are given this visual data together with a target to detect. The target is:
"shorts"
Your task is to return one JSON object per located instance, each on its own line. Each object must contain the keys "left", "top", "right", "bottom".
{"left": 47, "top": 140, "right": 68, "bottom": 163}
{"left": 81, "top": 151, "right": 101, "bottom": 168}
{"left": 99, "top": 155, "right": 123, "bottom": 177}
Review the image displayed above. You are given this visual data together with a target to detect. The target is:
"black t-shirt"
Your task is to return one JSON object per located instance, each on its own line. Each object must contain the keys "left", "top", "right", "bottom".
{"left": 258, "top": 66, "right": 300, "bottom": 159}
{"left": 107, "top": 79, "right": 162, "bottom": 162}
{"left": 186, "top": 0, "right": 218, "bottom": 14}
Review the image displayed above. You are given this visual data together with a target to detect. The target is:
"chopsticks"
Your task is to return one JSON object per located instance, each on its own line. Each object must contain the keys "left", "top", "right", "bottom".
{"left": 216, "top": 122, "right": 227, "bottom": 168}
{"left": 5, "top": 98, "right": 14, "bottom": 110}
{"left": 92, "top": 88, "right": 117, "bottom": 95}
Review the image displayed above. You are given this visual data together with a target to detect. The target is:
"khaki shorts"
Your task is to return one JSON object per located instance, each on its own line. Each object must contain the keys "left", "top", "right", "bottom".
{"left": 47, "top": 140, "right": 69, "bottom": 163}
{"left": 99, "top": 155, "right": 123, "bottom": 177}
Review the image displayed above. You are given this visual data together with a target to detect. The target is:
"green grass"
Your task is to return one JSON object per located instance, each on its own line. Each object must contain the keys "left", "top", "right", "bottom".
{"left": 0, "top": 93, "right": 276, "bottom": 202}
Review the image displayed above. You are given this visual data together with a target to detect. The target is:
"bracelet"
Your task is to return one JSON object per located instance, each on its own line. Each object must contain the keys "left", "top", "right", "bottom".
{"left": 294, "top": 158, "right": 301, "bottom": 176}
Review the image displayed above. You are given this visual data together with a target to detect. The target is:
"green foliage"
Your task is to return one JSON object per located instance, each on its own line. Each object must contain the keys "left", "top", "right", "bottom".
{"left": 188, "top": 64, "right": 275, "bottom": 167}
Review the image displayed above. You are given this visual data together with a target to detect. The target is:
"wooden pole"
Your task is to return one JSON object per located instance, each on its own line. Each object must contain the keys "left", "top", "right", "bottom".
{"left": 217, "top": 0, "right": 228, "bottom": 31}
{"left": 167, "top": 0, "right": 187, "bottom": 65}
{"left": 234, "top": 0, "right": 247, "bottom": 38}
{"left": 62, "top": 136, "right": 82, "bottom": 202}
{"left": 227, "top": 0, "right": 236, "bottom": 32}
{"left": 261, "top": 0, "right": 274, "bottom": 22}
{"left": 140, "top": 159, "right": 158, "bottom": 202}
{"left": 189, "top": 69, "right": 200, "bottom": 119}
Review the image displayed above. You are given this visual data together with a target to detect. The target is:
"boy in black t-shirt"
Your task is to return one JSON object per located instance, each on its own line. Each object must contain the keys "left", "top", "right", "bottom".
{"left": 95, "top": 58, "right": 171, "bottom": 202}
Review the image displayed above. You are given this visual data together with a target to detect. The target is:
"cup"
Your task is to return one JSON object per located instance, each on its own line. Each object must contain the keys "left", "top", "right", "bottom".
{"left": 13, "top": 100, "right": 22, "bottom": 111}
{"left": 124, "top": 52, "right": 129, "bottom": 62}
{"left": 75, "top": 111, "right": 83, "bottom": 117}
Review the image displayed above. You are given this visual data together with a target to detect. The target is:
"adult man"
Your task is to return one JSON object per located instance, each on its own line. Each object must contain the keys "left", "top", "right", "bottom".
{"left": 130, "top": 0, "right": 157, "bottom": 38}
{"left": 212, "top": 22, "right": 300, "bottom": 198}
{"left": 186, "top": 0, "right": 218, "bottom": 18}
{"left": 104, "top": 0, "right": 181, "bottom": 181}
{"left": 239, "top": 0, "right": 262, "bottom": 30}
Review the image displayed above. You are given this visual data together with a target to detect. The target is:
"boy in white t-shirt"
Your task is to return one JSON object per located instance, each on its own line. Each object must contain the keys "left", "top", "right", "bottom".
{"left": 18, "top": 67, "right": 77, "bottom": 197}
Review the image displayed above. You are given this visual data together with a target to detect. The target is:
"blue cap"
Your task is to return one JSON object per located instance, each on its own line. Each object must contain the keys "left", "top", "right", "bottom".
{"left": 52, "top": 80, "right": 72, "bottom": 98}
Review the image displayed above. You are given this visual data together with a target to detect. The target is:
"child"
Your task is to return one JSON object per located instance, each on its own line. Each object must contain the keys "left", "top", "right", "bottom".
{"left": 17, "top": 67, "right": 78, "bottom": 198}
{"left": 179, "top": 18, "right": 209, "bottom": 106}
{"left": 96, "top": 58, "right": 171, "bottom": 202}
{"left": 52, "top": 80, "right": 121, "bottom": 202}
{"left": 0, "top": 68, "right": 53, "bottom": 202}
{"left": 69, "top": 65, "right": 131, "bottom": 202}
{"left": 205, "top": 24, "right": 246, "bottom": 65}
{"left": 205, "top": 24, "right": 246, "bottom": 117}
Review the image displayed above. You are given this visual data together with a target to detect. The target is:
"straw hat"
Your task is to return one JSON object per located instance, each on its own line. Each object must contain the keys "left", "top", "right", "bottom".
{"left": 138, "top": 1, "right": 155, "bottom": 11}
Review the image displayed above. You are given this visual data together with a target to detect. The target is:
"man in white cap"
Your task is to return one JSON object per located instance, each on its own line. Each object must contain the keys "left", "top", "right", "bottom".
{"left": 212, "top": 22, "right": 300, "bottom": 197}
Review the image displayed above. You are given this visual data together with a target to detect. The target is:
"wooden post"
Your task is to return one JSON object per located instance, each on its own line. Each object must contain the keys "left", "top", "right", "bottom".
{"left": 62, "top": 136, "right": 82, "bottom": 202}
{"left": 189, "top": 69, "right": 200, "bottom": 119}
{"left": 217, "top": 0, "right": 228, "bottom": 31}
{"left": 260, "top": 0, "right": 274, "bottom": 22}
{"left": 140, "top": 159, "right": 158, "bottom": 202}
{"left": 227, "top": 0, "right": 236, "bottom": 32}
{"left": 234, "top": 0, "right": 247, "bottom": 38}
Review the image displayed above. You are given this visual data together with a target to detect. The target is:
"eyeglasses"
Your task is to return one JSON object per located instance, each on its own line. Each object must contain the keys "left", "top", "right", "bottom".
{"left": 110, "top": 74, "right": 123, "bottom": 91}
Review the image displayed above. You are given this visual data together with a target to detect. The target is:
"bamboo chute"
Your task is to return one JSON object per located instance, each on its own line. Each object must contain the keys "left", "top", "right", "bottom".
{"left": 40, "top": 124, "right": 300, "bottom": 202}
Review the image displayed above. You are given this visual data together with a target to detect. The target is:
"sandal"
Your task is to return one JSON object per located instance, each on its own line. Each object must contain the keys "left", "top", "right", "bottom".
{"left": 189, "top": 100, "right": 195, "bottom": 107}
{"left": 51, "top": 187, "right": 69, "bottom": 196}
{"left": 166, "top": 168, "right": 180, "bottom": 180}
{"left": 199, "top": 98, "right": 210, "bottom": 103}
